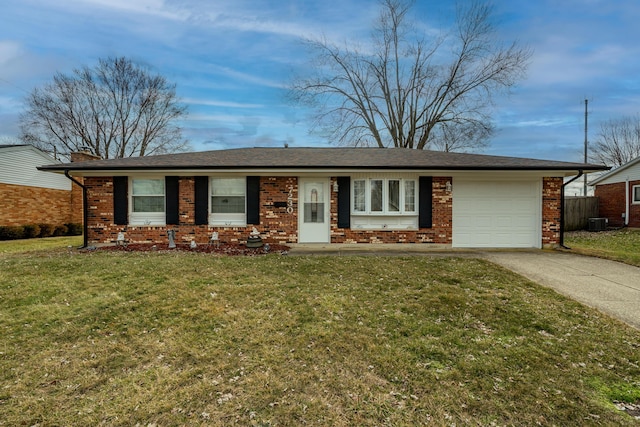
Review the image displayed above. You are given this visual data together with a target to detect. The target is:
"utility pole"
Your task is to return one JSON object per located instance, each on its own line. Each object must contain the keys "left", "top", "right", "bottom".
{"left": 584, "top": 99, "right": 588, "bottom": 196}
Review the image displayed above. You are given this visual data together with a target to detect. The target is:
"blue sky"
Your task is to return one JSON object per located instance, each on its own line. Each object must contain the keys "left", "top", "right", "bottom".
{"left": 1, "top": 0, "right": 640, "bottom": 163}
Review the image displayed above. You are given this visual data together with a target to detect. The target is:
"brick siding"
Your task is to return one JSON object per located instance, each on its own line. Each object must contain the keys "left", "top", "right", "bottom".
{"left": 595, "top": 180, "right": 640, "bottom": 227}
{"left": 84, "top": 175, "right": 452, "bottom": 245}
{"left": 542, "top": 177, "right": 562, "bottom": 248}
{"left": 84, "top": 175, "right": 558, "bottom": 247}
{"left": 0, "top": 182, "right": 72, "bottom": 226}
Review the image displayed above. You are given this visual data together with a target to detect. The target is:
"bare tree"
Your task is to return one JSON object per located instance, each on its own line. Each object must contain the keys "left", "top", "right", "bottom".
{"left": 290, "top": 0, "right": 531, "bottom": 151}
{"left": 590, "top": 115, "right": 640, "bottom": 168}
{"left": 20, "top": 57, "right": 189, "bottom": 159}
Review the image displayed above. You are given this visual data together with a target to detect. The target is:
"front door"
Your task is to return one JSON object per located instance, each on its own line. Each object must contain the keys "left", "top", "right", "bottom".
{"left": 298, "top": 178, "right": 330, "bottom": 243}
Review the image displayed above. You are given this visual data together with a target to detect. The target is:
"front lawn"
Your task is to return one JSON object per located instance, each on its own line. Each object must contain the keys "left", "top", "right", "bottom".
{"left": 564, "top": 229, "right": 640, "bottom": 267}
{"left": 0, "top": 235, "right": 83, "bottom": 254}
{"left": 1, "top": 250, "right": 639, "bottom": 425}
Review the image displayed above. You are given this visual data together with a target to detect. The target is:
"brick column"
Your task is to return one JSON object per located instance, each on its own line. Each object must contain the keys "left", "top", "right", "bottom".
{"left": 542, "top": 177, "right": 562, "bottom": 248}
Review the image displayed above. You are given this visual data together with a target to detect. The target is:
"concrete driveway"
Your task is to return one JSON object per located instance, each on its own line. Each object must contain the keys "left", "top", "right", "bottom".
{"left": 483, "top": 251, "right": 640, "bottom": 330}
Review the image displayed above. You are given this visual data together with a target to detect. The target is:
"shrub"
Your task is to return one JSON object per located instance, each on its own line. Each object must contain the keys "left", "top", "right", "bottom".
{"left": 65, "top": 223, "right": 83, "bottom": 236}
{"left": 53, "top": 225, "right": 69, "bottom": 237}
{"left": 22, "top": 224, "right": 41, "bottom": 239}
{"left": 38, "top": 223, "right": 55, "bottom": 238}
{"left": 0, "top": 226, "right": 25, "bottom": 240}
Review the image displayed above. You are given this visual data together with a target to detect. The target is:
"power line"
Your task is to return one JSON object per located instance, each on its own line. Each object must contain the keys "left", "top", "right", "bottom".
{"left": 0, "top": 77, "right": 29, "bottom": 94}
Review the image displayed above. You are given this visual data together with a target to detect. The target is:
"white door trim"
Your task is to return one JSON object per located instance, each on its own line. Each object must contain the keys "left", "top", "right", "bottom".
{"left": 298, "top": 178, "right": 330, "bottom": 243}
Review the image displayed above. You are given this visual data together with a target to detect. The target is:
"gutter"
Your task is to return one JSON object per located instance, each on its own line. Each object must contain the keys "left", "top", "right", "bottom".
{"left": 560, "top": 170, "right": 584, "bottom": 249}
{"left": 64, "top": 170, "right": 88, "bottom": 249}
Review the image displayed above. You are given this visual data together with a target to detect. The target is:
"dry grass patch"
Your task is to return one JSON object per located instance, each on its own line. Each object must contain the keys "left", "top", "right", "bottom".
{"left": 565, "top": 229, "right": 640, "bottom": 267}
{"left": 1, "top": 251, "right": 639, "bottom": 425}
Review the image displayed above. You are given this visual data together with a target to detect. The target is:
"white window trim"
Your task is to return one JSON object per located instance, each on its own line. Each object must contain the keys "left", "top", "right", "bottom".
{"left": 633, "top": 185, "right": 640, "bottom": 204}
{"left": 129, "top": 177, "right": 166, "bottom": 226}
{"left": 209, "top": 177, "right": 247, "bottom": 227}
{"left": 351, "top": 178, "right": 417, "bottom": 216}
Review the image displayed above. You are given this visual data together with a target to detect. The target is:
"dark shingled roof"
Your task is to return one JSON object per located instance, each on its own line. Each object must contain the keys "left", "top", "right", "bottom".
{"left": 38, "top": 147, "right": 608, "bottom": 172}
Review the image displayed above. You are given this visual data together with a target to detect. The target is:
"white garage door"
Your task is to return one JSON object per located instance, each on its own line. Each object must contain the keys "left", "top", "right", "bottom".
{"left": 452, "top": 179, "right": 541, "bottom": 248}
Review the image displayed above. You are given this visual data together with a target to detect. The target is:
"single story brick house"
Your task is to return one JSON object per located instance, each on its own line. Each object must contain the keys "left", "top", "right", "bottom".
{"left": 0, "top": 144, "right": 78, "bottom": 227}
{"left": 590, "top": 156, "right": 640, "bottom": 228}
{"left": 39, "top": 147, "right": 607, "bottom": 248}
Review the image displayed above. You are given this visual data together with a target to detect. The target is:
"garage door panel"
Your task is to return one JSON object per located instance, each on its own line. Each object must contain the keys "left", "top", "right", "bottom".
{"left": 453, "top": 180, "right": 541, "bottom": 248}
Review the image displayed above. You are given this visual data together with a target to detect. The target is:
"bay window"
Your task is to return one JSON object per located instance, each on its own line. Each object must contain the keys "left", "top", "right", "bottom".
{"left": 352, "top": 178, "right": 417, "bottom": 215}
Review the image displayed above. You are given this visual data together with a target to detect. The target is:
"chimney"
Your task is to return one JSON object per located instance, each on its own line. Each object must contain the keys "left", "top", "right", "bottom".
{"left": 70, "top": 150, "right": 102, "bottom": 162}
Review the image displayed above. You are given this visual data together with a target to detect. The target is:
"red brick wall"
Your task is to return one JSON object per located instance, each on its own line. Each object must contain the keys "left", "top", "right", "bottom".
{"left": 542, "top": 177, "right": 562, "bottom": 248}
{"left": 84, "top": 175, "right": 452, "bottom": 245}
{"left": 0, "top": 182, "right": 72, "bottom": 226}
{"left": 260, "top": 177, "right": 298, "bottom": 243}
{"left": 84, "top": 176, "right": 302, "bottom": 245}
{"left": 595, "top": 180, "right": 640, "bottom": 227}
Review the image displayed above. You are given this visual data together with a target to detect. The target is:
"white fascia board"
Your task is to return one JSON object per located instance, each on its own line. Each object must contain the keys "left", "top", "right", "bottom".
{"left": 67, "top": 168, "right": 588, "bottom": 178}
{"left": 589, "top": 157, "right": 640, "bottom": 185}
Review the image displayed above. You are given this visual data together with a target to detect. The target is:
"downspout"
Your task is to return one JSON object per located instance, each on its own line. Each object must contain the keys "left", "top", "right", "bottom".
{"left": 625, "top": 177, "right": 630, "bottom": 226}
{"left": 64, "top": 170, "right": 88, "bottom": 249}
{"left": 560, "top": 170, "right": 584, "bottom": 249}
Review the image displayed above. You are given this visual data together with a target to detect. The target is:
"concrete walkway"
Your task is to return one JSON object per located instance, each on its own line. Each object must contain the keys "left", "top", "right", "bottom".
{"left": 288, "top": 244, "right": 640, "bottom": 329}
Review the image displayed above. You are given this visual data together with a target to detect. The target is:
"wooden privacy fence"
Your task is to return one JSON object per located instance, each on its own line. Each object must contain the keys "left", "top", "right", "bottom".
{"left": 564, "top": 196, "right": 599, "bottom": 231}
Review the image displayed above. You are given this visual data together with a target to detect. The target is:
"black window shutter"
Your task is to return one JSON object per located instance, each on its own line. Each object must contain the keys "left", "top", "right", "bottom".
{"left": 337, "top": 176, "right": 350, "bottom": 228}
{"left": 246, "top": 176, "right": 260, "bottom": 225}
{"left": 165, "top": 176, "right": 179, "bottom": 225}
{"left": 419, "top": 176, "right": 433, "bottom": 228}
{"left": 113, "top": 176, "right": 128, "bottom": 225}
{"left": 194, "top": 176, "right": 209, "bottom": 225}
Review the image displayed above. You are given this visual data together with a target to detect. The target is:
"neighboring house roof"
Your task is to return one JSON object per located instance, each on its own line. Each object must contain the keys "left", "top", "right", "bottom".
{"left": 0, "top": 144, "right": 71, "bottom": 190}
{"left": 0, "top": 144, "right": 28, "bottom": 149}
{"left": 589, "top": 156, "right": 640, "bottom": 185}
{"left": 39, "top": 147, "right": 609, "bottom": 175}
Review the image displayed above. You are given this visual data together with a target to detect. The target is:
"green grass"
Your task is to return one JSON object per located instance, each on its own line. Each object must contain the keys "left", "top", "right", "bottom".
{"left": 1, "top": 250, "right": 639, "bottom": 425}
{"left": 0, "top": 235, "right": 83, "bottom": 254}
{"left": 564, "top": 229, "right": 640, "bottom": 267}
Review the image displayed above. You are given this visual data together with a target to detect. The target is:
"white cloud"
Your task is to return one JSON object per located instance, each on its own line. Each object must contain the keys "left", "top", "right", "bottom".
{"left": 61, "top": 0, "right": 188, "bottom": 21}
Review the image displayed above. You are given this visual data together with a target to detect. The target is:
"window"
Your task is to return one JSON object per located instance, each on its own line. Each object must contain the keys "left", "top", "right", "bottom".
{"left": 130, "top": 178, "right": 165, "bottom": 225}
{"left": 404, "top": 180, "right": 416, "bottom": 211}
{"left": 210, "top": 177, "right": 246, "bottom": 226}
{"left": 353, "top": 180, "right": 366, "bottom": 212}
{"left": 370, "top": 179, "right": 383, "bottom": 212}
{"left": 634, "top": 185, "right": 640, "bottom": 204}
{"left": 352, "top": 178, "right": 417, "bottom": 215}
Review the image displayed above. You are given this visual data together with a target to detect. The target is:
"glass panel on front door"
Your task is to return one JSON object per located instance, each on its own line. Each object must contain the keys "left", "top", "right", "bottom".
{"left": 303, "top": 182, "right": 325, "bottom": 223}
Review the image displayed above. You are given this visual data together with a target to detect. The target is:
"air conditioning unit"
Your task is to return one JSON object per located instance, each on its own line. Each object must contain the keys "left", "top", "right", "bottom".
{"left": 588, "top": 217, "right": 607, "bottom": 232}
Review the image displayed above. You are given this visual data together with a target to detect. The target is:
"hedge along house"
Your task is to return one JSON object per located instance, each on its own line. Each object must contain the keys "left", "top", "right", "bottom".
{"left": 39, "top": 147, "right": 607, "bottom": 249}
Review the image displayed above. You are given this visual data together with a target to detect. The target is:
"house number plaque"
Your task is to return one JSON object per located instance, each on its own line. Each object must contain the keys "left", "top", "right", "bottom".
{"left": 286, "top": 185, "right": 294, "bottom": 214}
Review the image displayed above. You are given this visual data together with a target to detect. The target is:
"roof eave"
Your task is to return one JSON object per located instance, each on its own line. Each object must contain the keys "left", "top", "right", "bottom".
{"left": 39, "top": 165, "right": 608, "bottom": 175}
